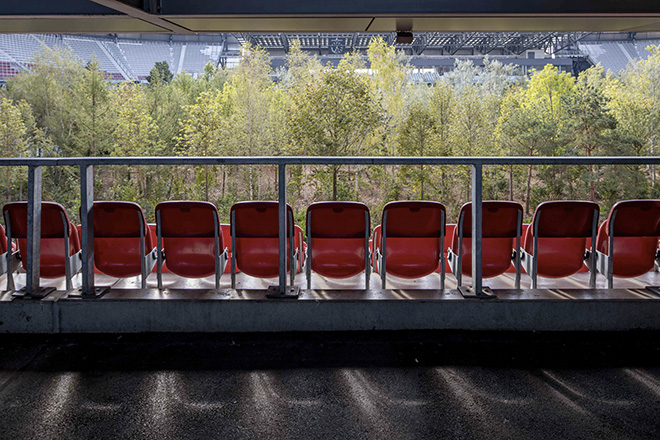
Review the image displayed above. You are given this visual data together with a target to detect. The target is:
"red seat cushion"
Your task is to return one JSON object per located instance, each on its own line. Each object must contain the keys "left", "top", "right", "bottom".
{"left": 236, "top": 237, "right": 293, "bottom": 278}
{"left": 385, "top": 237, "right": 441, "bottom": 279}
{"left": 310, "top": 237, "right": 366, "bottom": 278}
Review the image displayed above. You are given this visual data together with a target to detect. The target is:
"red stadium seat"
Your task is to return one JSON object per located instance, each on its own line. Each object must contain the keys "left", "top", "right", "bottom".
{"left": 521, "top": 201, "right": 599, "bottom": 288}
{"left": 373, "top": 201, "right": 446, "bottom": 289}
{"left": 3, "top": 202, "right": 81, "bottom": 291}
{"left": 593, "top": 200, "right": 660, "bottom": 288}
{"left": 0, "top": 224, "right": 20, "bottom": 282}
{"left": 306, "top": 202, "right": 371, "bottom": 289}
{"left": 93, "top": 201, "right": 157, "bottom": 289}
{"left": 229, "top": 201, "right": 302, "bottom": 288}
{"left": 447, "top": 201, "right": 523, "bottom": 289}
{"left": 155, "top": 201, "right": 228, "bottom": 289}
{"left": 221, "top": 224, "right": 236, "bottom": 274}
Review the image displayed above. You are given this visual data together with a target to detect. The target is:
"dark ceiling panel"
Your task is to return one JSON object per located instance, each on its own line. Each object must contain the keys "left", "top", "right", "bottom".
{"left": 0, "top": 17, "right": 165, "bottom": 33}
{"left": 1, "top": 0, "right": 659, "bottom": 33}
{"left": 0, "top": 0, "right": 119, "bottom": 15}
{"left": 369, "top": 17, "right": 660, "bottom": 32}
{"left": 159, "top": 0, "right": 660, "bottom": 15}
{"left": 168, "top": 18, "right": 374, "bottom": 32}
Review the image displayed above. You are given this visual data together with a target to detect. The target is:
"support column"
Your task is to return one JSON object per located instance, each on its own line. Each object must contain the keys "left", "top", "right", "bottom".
{"left": 25, "top": 166, "right": 42, "bottom": 296}
{"left": 459, "top": 163, "right": 495, "bottom": 299}
{"left": 267, "top": 163, "right": 299, "bottom": 298}
{"left": 80, "top": 165, "right": 98, "bottom": 296}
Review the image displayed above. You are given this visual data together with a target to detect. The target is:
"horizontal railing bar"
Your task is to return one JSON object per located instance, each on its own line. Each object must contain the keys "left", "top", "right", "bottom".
{"left": 2, "top": 156, "right": 660, "bottom": 167}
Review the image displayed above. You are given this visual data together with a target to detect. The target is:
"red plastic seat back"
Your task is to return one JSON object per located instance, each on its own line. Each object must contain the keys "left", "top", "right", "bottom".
{"left": 380, "top": 201, "right": 445, "bottom": 278}
{"left": 3, "top": 202, "right": 80, "bottom": 278}
{"left": 0, "top": 224, "right": 6, "bottom": 254}
{"left": 220, "top": 224, "right": 237, "bottom": 273}
{"left": 451, "top": 201, "right": 522, "bottom": 278}
{"left": 597, "top": 200, "right": 660, "bottom": 277}
{"left": 156, "top": 201, "right": 222, "bottom": 278}
{"left": 523, "top": 201, "right": 599, "bottom": 278}
{"left": 230, "top": 202, "right": 296, "bottom": 278}
{"left": 307, "top": 202, "right": 370, "bottom": 278}
{"left": 93, "top": 201, "right": 152, "bottom": 278}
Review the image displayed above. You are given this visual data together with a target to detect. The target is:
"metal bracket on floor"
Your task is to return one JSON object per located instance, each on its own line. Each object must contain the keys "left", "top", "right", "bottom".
{"left": 12, "top": 287, "right": 57, "bottom": 299}
{"left": 68, "top": 287, "right": 109, "bottom": 298}
{"left": 458, "top": 286, "right": 497, "bottom": 299}
{"left": 266, "top": 286, "right": 300, "bottom": 299}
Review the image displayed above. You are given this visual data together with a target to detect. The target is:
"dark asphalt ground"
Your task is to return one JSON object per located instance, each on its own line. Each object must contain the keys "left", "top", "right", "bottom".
{"left": 1, "top": 331, "right": 660, "bottom": 440}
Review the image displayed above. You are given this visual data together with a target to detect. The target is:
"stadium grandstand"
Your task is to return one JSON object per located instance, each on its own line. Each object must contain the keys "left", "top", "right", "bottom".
{"left": 2, "top": 31, "right": 660, "bottom": 85}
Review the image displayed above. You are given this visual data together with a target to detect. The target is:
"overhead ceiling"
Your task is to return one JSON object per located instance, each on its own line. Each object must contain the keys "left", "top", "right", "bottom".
{"left": 2, "top": 0, "right": 660, "bottom": 33}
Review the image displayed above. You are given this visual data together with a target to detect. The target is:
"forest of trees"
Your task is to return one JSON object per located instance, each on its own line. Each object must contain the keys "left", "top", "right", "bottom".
{"left": 1, "top": 38, "right": 660, "bottom": 226}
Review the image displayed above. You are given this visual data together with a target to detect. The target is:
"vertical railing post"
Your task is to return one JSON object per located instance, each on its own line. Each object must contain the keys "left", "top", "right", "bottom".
{"left": 25, "top": 165, "right": 42, "bottom": 296}
{"left": 80, "top": 164, "right": 95, "bottom": 295}
{"left": 278, "top": 163, "right": 287, "bottom": 293}
{"left": 461, "top": 162, "right": 495, "bottom": 299}
{"left": 471, "top": 163, "right": 483, "bottom": 295}
{"left": 267, "top": 162, "right": 299, "bottom": 298}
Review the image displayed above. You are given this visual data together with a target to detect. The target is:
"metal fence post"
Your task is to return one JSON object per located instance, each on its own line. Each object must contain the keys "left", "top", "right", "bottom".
{"left": 80, "top": 164, "right": 96, "bottom": 296}
{"left": 25, "top": 165, "right": 42, "bottom": 296}
{"left": 267, "top": 162, "right": 299, "bottom": 298}
{"left": 472, "top": 164, "right": 483, "bottom": 295}
{"left": 459, "top": 163, "right": 495, "bottom": 298}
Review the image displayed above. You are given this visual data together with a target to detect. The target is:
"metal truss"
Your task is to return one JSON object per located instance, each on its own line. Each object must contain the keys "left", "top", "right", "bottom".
{"left": 235, "top": 32, "right": 590, "bottom": 55}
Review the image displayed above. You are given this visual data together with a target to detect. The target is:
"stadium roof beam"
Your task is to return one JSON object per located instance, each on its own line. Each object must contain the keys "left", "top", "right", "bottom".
{"left": 88, "top": 0, "right": 193, "bottom": 33}
{"left": 2, "top": 0, "right": 660, "bottom": 33}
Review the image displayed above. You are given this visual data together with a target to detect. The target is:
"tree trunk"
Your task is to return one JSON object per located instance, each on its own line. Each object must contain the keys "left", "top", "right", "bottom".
{"left": 420, "top": 163, "right": 424, "bottom": 200}
{"left": 205, "top": 166, "right": 209, "bottom": 201}
{"left": 441, "top": 170, "right": 445, "bottom": 200}
{"left": 221, "top": 168, "right": 226, "bottom": 199}
{"left": 332, "top": 165, "right": 338, "bottom": 201}
{"left": 6, "top": 168, "right": 10, "bottom": 203}
{"left": 249, "top": 166, "right": 254, "bottom": 200}
{"left": 526, "top": 164, "right": 533, "bottom": 216}
{"left": 509, "top": 164, "right": 514, "bottom": 201}
{"left": 589, "top": 163, "right": 595, "bottom": 202}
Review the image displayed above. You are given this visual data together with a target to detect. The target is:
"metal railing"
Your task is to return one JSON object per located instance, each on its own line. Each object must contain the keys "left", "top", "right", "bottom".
{"left": 1, "top": 155, "right": 660, "bottom": 298}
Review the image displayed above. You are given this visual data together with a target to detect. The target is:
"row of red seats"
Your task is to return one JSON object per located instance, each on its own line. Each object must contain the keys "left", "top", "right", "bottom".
{"left": 2, "top": 199, "right": 660, "bottom": 291}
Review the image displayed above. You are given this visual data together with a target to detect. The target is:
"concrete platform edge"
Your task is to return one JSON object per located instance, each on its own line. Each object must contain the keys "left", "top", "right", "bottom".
{"left": 1, "top": 292, "right": 660, "bottom": 333}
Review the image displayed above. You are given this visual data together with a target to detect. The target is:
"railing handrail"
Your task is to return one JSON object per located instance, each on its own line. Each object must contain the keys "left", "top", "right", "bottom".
{"left": 4, "top": 155, "right": 660, "bottom": 298}
{"left": 1, "top": 155, "right": 660, "bottom": 167}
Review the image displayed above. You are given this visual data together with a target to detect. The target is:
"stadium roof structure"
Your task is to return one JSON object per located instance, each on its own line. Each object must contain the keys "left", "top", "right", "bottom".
{"left": 1, "top": 0, "right": 660, "bottom": 34}
{"left": 239, "top": 32, "right": 587, "bottom": 56}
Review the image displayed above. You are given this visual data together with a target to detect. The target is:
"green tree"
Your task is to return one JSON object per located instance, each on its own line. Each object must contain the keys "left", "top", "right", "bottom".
{"left": 563, "top": 65, "right": 617, "bottom": 201}
{"left": 110, "top": 82, "right": 160, "bottom": 211}
{"left": 71, "top": 59, "right": 115, "bottom": 156}
{"left": 288, "top": 58, "right": 382, "bottom": 200}
{"left": 146, "top": 61, "right": 173, "bottom": 84}
{"left": 178, "top": 89, "right": 231, "bottom": 200}
{"left": 6, "top": 46, "right": 83, "bottom": 156}
{"left": 226, "top": 44, "right": 277, "bottom": 199}
{"left": 427, "top": 81, "right": 455, "bottom": 201}
{"left": 608, "top": 46, "right": 660, "bottom": 192}
{"left": 496, "top": 65, "right": 575, "bottom": 214}
{"left": 397, "top": 103, "right": 439, "bottom": 199}
{"left": 0, "top": 98, "right": 28, "bottom": 202}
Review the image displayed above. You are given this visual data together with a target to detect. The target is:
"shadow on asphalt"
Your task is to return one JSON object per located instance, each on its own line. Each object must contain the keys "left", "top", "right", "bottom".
{"left": 2, "top": 331, "right": 660, "bottom": 371}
